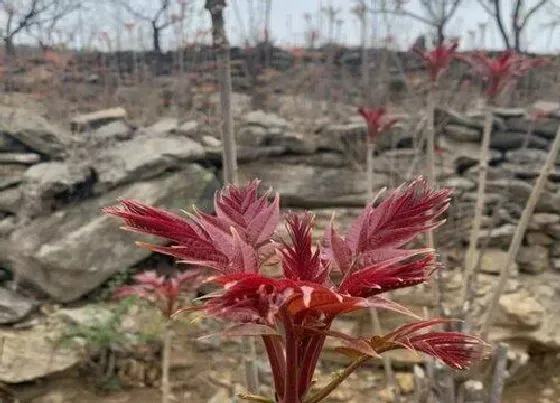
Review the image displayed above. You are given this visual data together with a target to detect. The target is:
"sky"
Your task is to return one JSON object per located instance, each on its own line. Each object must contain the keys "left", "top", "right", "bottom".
{"left": 3, "top": 0, "right": 560, "bottom": 53}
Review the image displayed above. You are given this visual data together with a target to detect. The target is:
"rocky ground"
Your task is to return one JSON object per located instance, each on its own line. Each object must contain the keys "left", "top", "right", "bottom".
{"left": 1, "top": 92, "right": 560, "bottom": 401}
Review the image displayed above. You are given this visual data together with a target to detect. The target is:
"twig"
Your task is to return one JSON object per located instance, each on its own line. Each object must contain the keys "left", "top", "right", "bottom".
{"left": 489, "top": 343, "right": 509, "bottom": 403}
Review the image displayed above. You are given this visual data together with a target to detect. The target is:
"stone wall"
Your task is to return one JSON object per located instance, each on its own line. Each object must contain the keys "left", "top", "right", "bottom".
{"left": 1, "top": 95, "right": 560, "bottom": 385}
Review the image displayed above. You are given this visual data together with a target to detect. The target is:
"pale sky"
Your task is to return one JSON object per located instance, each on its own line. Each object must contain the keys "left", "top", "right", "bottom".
{"left": 4, "top": 0, "right": 560, "bottom": 53}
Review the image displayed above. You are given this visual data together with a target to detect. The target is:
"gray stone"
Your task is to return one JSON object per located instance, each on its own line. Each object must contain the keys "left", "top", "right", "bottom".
{"left": 0, "top": 216, "right": 16, "bottom": 236}
{"left": 529, "top": 213, "right": 560, "bottom": 230}
{"left": 0, "top": 287, "right": 37, "bottom": 324}
{"left": 552, "top": 258, "right": 560, "bottom": 271}
{"left": 0, "top": 132, "right": 27, "bottom": 152}
{"left": 0, "top": 152, "right": 41, "bottom": 164}
{"left": 6, "top": 165, "right": 218, "bottom": 302}
{"left": 94, "top": 135, "right": 205, "bottom": 193}
{"left": 244, "top": 110, "right": 290, "bottom": 129}
{"left": 237, "top": 125, "right": 268, "bottom": 147}
{"left": 19, "top": 162, "right": 94, "bottom": 219}
{"left": 546, "top": 223, "right": 560, "bottom": 239}
{"left": 0, "top": 322, "right": 81, "bottom": 383}
{"left": 497, "top": 290, "right": 545, "bottom": 328}
{"left": 238, "top": 162, "right": 389, "bottom": 208}
{"left": 176, "top": 120, "right": 199, "bottom": 137}
{"left": 0, "top": 187, "right": 21, "bottom": 213}
{"left": 266, "top": 132, "right": 316, "bottom": 154}
{"left": 474, "top": 249, "right": 518, "bottom": 276}
{"left": 533, "top": 100, "right": 560, "bottom": 117}
{"left": 91, "top": 120, "right": 132, "bottom": 143}
{"left": 493, "top": 108, "right": 528, "bottom": 118}
{"left": 70, "top": 107, "right": 127, "bottom": 132}
{"left": 443, "top": 124, "right": 480, "bottom": 142}
{"left": 505, "top": 116, "right": 560, "bottom": 139}
{"left": 490, "top": 131, "right": 549, "bottom": 151}
{"left": 0, "top": 164, "right": 26, "bottom": 190}
{"left": 273, "top": 153, "right": 347, "bottom": 167}
{"left": 517, "top": 246, "right": 549, "bottom": 274}
{"left": 147, "top": 117, "right": 179, "bottom": 135}
{"left": 0, "top": 106, "right": 71, "bottom": 158}
{"left": 507, "top": 149, "right": 548, "bottom": 165}
{"left": 475, "top": 224, "right": 516, "bottom": 248}
{"left": 201, "top": 135, "right": 221, "bottom": 148}
{"left": 526, "top": 231, "right": 554, "bottom": 247}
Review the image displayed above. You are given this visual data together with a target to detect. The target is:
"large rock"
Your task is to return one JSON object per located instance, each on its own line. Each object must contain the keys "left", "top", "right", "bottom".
{"left": 474, "top": 249, "right": 518, "bottom": 276}
{"left": 244, "top": 110, "right": 290, "bottom": 130}
{"left": 239, "top": 162, "right": 389, "bottom": 208}
{"left": 70, "top": 107, "right": 127, "bottom": 132}
{"left": 0, "top": 187, "right": 21, "bottom": 214}
{"left": 0, "top": 322, "right": 81, "bottom": 383}
{"left": 0, "top": 287, "right": 37, "bottom": 324}
{"left": 0, "top": 152, "right": 41, "bottom": 164}
{"left": 18, "top": 162, "right": 95, "bottom": 219}
{"left": 90, "top": 120, "right": 133, "bottom": 144}
{"left": 490, "top": 131, "right": 549, "bottom": 151}
{"left": 0, "top": 106, "right": 71, "bottom": 158}
{"left": 6, "top": 165, "right": 218, "bottom": 302}
{"left": 93, "top": 134, "right": 205, "bottom": 193}
{"left": 497, "top": 289, "right": 545, "bottom": 328}
{"left": 0, "top": 164, "right": 27, "bottom": 190}
{"left": 517, "top": 246, "right": 549, "bottom": 274}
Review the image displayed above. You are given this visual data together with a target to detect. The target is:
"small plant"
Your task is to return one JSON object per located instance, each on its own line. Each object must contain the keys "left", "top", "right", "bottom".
{"left": 60, "top": 298, "right": 150, "bottom": 391}
{"left": 95, "top": 267, "right": 135, "bottom": 302}
{"left": 104, "top": 179, "right": 489, "bottom": 403}
{"left": 110, "top": 269, "right": 200, "bottom": 403}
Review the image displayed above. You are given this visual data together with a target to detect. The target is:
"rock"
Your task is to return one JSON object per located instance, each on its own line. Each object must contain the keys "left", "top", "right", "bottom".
{"left": 70, "top": 107, "right": 127, "bottom": 132}
{"left": 485, "top": 179, "right": 533, "bottom": 204}
{"left": 546, "top": 223, "right": 560, "bottom": 239}
{"left": 395, "top": 372, "right": 415, "bottom": 394}
{"left": 0, "top": 164, "right": 26, "bottom": 190}
{"left": 6, "top": 165, "right": 218, "bottom": 302}
{"left": 93, "top": 135, "right": 205, "bottom": 193}
{"left": 440, "top": 136, "right": 502, "bottom": 174}
{"left": 0, "top": 152, "right": 41, "bottom": 164}
{"left": 208, "top": 389, "right": 230, "bottom": 403}
{"left": 436, "top": 107, "right": 505, "bottom": 131}
{"left": 507, "top": 149, "right": 548, "bottom": 165}
{"left": 275, "top": 153, "right": 347, "bottom": 167}
{"left": 0, "top": 216, "right": 16, "bottom": 236}
{"left": 552, "top": 258, "right": 560, "bottom": 271}
{"left": 244, "top": 110, "right": 290, "bottom": 129}
{"left": 517, "top": 246, "right": 549, "bottom": 274}
{"left": 497, "top": 290, "right": 545, "bottom": 328}
{"left": 0, "top": 187, "right": 21, "bottom": 213}
{"left": 204, "top": 145, "right": 287, "bottom": 164}
{"left": 505, "top": 116, "right": 560, "bottom": 139}
{"left": 443, "top": 124, "right": 481, "bottom": 142}
{"left": 0, "top": 106, "right": 71, "bottom": 158}
{"left": 147, "top": 117, "right": 179, "bottom": 135}
{"left": 237, "top": 125, "right": 268, "bottom": 147}
{"left": 493, "top": 107, "right": 528, "bottom": 118}
{"left": 201, "top": 135, "right": 221, "bottom": 148}
{"left": 0, "top": 287, "right": 37, "bottom": 324}
{"left": 529, "top": 213, "right": 560, "bottom": 230}
{"left": 474, "top": 249, "right": 518, "bottom": 276}
{"left": 526, "top": 232, "right": 554, "bottom": 247}
{"left": 176, "top": 120, "right": 199, "bottom": 137}
{"left": 0, "top": 323, "right": 81, "bottom": 383}
{"left": 0, "top": 132, "right": 27, "bottom": 152}
{"left": 475, "top": 224, "right": 516, "bottom": 248}
{"left": 266, "top": 131, "right": 316, "bottom": 154}
{"left": 238, "top": 162, "right": 389, "bottom": 208}
{"left": 19, "top": 162, "right": 95, "bottom": 219}
{"left": 91, "top": 120, "right": 132, "bottom": 143}
{"left": 490, "top": 131, "right": 549, "bottom": 151}
{"left": 533, "top": 100, "right": 560, "bottom": 117}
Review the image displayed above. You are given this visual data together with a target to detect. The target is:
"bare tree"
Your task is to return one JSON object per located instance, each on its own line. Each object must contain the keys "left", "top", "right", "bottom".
{"left": 115, "top": 0, "right": 180, "bottom": 53}
{"left": 374, "top": 0, "right": 463, "bottom": 46}
{"left": 476, "top": 0, "right": 550, "bottom": 51}
{"left": 0, "top": 0, "right": 81, "bottom": 55}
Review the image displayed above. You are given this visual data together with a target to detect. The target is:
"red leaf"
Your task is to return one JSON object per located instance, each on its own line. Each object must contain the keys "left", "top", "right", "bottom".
{"left": 346, "top": 176, "right": 451, "bottom": 254}
{"left": 339, "top": 252, "right": 437, "bottom": 297}
{"left": 323, "top": 220, "right": 353, "bottom": 274}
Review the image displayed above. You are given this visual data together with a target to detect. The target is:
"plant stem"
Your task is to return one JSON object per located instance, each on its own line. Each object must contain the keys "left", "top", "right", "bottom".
{"left": 489, "top": 343, "right": 509, "bottom": 403}
{"left": 304, "top": 355, "right": 371, "bottom": 403}
{"left": 282, "top": 311, "right": 299, "bottom": 403}
{"left": 366, "top": 140, "right": 397, "bottom": 401}
{"left": 263, "top": 335, "right": 286, "bottom": 398}
{"left": 481, "top": 123, "right": 560, "bottom": 339}
{"left": 162, "top": 321, "right": 172, "bottom": 403}
{"left": 425, "top": 86, "right": 436, "bottom": 250}
{"left": 462, "top": 105, "right": 493, "bottom": 305}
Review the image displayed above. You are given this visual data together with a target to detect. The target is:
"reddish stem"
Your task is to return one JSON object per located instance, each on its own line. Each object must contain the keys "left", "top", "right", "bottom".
{"left": 282, "top": 310, "right": 299, "bottom": 403}
{"left": 298, "top": 335, "right": 327, "bottom": 399}
{"left": 263, "top": 335, "right": 286, "bottom": 400}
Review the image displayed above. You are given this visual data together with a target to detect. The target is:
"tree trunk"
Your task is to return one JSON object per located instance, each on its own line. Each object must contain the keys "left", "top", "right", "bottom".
{"left": 436, "top": 24, "right": 445, "bottom": 47}
{"left": 4, "top": 36, "right": 16, "bottom": 56}
{"left": 152, "top": 21, "right": 162, "bottom": 54}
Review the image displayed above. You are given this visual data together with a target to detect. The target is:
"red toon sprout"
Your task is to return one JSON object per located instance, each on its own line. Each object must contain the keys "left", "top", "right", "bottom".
{"left": 104, "top": 177, "right": 487, "bottom": 403}
{"left": 412, "top": 40, "right": 459, "bottom": 82}
{"left": 357, "top": 107, "right": 398, "bottom": 141}
{"left": 460, "top": 50, "right": 546, "bottom": 99}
